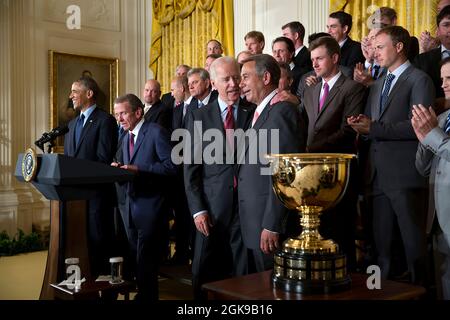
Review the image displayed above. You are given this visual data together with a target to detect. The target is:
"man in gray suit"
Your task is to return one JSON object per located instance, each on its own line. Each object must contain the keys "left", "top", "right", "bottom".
{"left": 413, "top": 57, "right": 450, "bottom": 299}
{"left": 184, "top": 57, "right": 254, "bottom": 299}
{"left": 238, "top": 54, "right": 306, "bottom": 273}
{"left": 348, "top": 26, "right": 435, "bottom": 284}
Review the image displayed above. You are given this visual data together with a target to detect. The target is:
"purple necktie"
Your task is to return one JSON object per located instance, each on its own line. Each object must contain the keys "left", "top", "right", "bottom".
{"left": 319, "top": 82, "right": 329, "bottom": 111}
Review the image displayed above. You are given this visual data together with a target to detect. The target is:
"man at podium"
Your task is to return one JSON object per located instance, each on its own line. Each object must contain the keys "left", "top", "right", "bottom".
{"left": 64, "top": 76, "right": 118, "bottom": 277}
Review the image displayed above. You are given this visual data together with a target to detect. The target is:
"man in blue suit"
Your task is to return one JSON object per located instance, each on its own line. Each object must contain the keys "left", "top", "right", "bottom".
{"left": 64, "top": 76, "right": 118, "bottom": 278}
{"left": 112, "top": 93, "right": 176, "bottom": 301}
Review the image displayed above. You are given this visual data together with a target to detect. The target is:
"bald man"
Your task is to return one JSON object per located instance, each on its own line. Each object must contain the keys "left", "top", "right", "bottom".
{"left": 142, "top": 79, "right": 171, "bottom": 131}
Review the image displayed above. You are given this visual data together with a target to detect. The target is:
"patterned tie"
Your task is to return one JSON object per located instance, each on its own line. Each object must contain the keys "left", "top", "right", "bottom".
{"left": 319, "top": 82, "right": 329, "bottom": 112}
{"left": 74, "top": 113, "right": 85, "bottom": 147}
{"left": 380, "top": 73, "right": 395, "bottom": 114}
{"left": 444, "top": 112, "right": 450, "bottom": 134}
{"left": 129, "top": 132, "right": 135, "bottom": 159}
{"left": 372, "top": 65, "right": 380, "bottom": 80}
{"left": 251, "top": 111, "right": 260, "bottom": 127}
{"left": 224, "top": 105, "right": 235, "bottom": 148}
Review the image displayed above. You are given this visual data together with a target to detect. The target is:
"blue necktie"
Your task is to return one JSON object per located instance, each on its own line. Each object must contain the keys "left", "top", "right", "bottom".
{"left": 75, "top": 114, "right": 85, "bottom": 147}
{"left": 380, "top": 73, "right": 395, "bottom": 114}
{"left": 444, "top": 112, "right": 450, "bottom": 134}
{"left": 198, "top": 101, "right": 204, "bottom": 108}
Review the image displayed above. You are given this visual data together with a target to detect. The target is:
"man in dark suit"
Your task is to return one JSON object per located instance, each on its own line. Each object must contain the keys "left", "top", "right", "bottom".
{"left": 327, "top": 11, "right": 365, "bottom": 69}
{"left": 271, "top": 36, "right": 304, "bottom": 95}
{"left": 348, "top": 26, "right": 435, "bottom": 284}
{"left": 142, "top": 79, "right": 172, "bottom": 131}
{"left": 112, "top": 94, "right": 176, "bottom": 300}
{"left": 414, "top": 5, "right": 450, "bottom": 99}
{"left": 282, "top": 21, "right": 313, "bottom": 75}
{"left": 238, "top": 54, "right": 306, "bottom": 273}
{"left": 185, "top": 68, "right": 218, "bottom": 121}
{"left": 161, "top": 64, "right": 191, "bottom": 109}
{"left": 167, "top": 75, "right": 194, "bottom": 264}
{"left": 303, "top": 36, "right": 367, "bottom": 270}
{"left": 64, "top": 76, "right": 118, "bottom": 278}
{"left": 184, "top": 57, "right": 254, "bottom": 299}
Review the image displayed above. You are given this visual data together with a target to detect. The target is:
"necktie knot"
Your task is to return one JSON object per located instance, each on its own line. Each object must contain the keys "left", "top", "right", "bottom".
{"left": 319, "top": 82, "right": 329, "bottom": 111}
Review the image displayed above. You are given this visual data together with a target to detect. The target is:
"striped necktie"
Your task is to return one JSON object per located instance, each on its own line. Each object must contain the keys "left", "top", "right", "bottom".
{"left": 444, "top": 112, "right": 450, "bottom": 134}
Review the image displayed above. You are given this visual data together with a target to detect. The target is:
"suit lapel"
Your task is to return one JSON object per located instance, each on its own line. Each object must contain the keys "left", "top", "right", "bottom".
{"left": 371, "top": 77, "right": 385, "bottom": 120}
{"left": 122, "top": 132, "right": 130, "bottom": 164}
{"left": 379, "top": 66, "right": 413, "bottom": 118}
{"left": 307, "top": 82, "right": 321, "bottom": 125}
{"left": 75, "top": 108, "right": 98, "bottom": 155}
{"left": 316, "top": 75, "right": 345, "bottom": 123}
{"left": 130, "top": 123, "right": 147, "bottom": 163}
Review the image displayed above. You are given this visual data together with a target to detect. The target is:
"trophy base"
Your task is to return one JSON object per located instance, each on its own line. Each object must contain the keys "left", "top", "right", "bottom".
{"left": 273, "top": 250, "right": 351, "bottom": 294}
{"left": 272, "top": 273, "right": 351, "bottom": 294}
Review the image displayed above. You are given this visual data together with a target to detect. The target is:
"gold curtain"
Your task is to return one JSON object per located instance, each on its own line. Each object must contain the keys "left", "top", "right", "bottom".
{"left": 329, "top": 0, "right": 440, "bottom": 41}
{"left": 150, "top": 0, "right": 234, "bottom": 93}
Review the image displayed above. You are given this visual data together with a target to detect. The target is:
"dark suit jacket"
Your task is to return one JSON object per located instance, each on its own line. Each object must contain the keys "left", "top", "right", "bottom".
{"left": 237, "top": 99, "right": 306, "bottom": 249}
{"left": 414, "top": 46, "right": 445, "bottom": 99}
{"left": 65, "top": 107, "right": 117, "bottom": 162}
{"left": 361, "top": 65, "right": 435, "bottom": 190}
{"left": 121, "top": 121, "right": 176, "bottom": 230}
{"left": 303, "top": 74, "right": 366, "bottom": 153}
{"left": 120, "top": 120, "right": 176, "bottom": 299}
{"left": 161, "top": 92, "right": 175, "bottom": 108}
{"left": 144, "top": 100, "right": 172, "bottom": 131}
{"left": 184, "top": 99, "right": 254, "bottom": 226}
{"left": 340, "top": 37, "right": 365, "bottom": 69}
{"left": 293, "top": 47, "right": 313, "bottom": 77}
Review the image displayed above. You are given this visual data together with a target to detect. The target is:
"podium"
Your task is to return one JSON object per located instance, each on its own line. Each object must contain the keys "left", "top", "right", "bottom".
{"left": 15, "top": 153, "right": 133, "bottom": 299}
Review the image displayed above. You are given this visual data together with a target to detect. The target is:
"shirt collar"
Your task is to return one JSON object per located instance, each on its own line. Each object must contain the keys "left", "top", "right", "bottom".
{"left": 254, "top": 89, "right": 278, "bottom": 116}
{"left": 387, "top": 60, "right": 411, "bottom": 79}
{"left": 338, "top": 37, "right": 348, "bottom": 48}
{"left": 322, "top": 71, "right": 342, "bottom": 91}
{"left": 295, "top": 45, "right": 304, "bottom": 57}
{"left": 185, "top": 95, "right": 193, "bottom": 105}
{"left": 80, "top": 104, "right": 96, "bottom": 121}
{"left": 201, "top": 91, "right": 212, "bottom": 106}
{"left": 130, "top": 118, "right": 145, "bottom": 138}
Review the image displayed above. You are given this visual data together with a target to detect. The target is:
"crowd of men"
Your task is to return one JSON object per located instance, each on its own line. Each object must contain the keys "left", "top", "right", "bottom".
{"left": 64, "top": 2, "right": 450, "bottom": 301}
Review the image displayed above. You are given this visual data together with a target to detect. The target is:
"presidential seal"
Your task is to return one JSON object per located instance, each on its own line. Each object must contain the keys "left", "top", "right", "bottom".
{"left": 22, "top": 148, "right": 38, "bottom": 182}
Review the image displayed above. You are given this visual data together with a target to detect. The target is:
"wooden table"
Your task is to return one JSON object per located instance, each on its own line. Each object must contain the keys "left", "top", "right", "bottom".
{"left": 202, "top": 270, "right": 426, "bottom": 300}
{"left": 51, "top": 280, "right": 135, "bottom": 300}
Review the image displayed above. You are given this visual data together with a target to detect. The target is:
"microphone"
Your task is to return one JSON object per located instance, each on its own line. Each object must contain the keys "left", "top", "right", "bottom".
{"left": 35, "top": 125, "right": 69, "bottom": 152}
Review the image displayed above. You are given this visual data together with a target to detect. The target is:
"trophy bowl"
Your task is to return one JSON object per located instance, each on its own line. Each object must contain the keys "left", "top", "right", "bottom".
{"left": 267, "top": 153, "right": 356, "bottom": 294}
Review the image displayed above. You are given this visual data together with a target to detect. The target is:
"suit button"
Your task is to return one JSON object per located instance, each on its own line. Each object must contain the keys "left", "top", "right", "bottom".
{"left": 437, "top": 171, "right": 441, "bottom": 175}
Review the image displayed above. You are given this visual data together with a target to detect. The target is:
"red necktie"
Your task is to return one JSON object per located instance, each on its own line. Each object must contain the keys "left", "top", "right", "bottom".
{"left": 129, "top": 132, "right": 135, "bottom": 159}
{"left": 224, "top": 105, "right": 237, "bottom": 189}
{"left": 319, "top": 82, "right": 329, "bottom": 111}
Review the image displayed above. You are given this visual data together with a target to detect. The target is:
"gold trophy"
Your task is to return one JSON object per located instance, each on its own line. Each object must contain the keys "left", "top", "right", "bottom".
{"left": 267, "top": 153, "right": 355, "bottom": 293}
